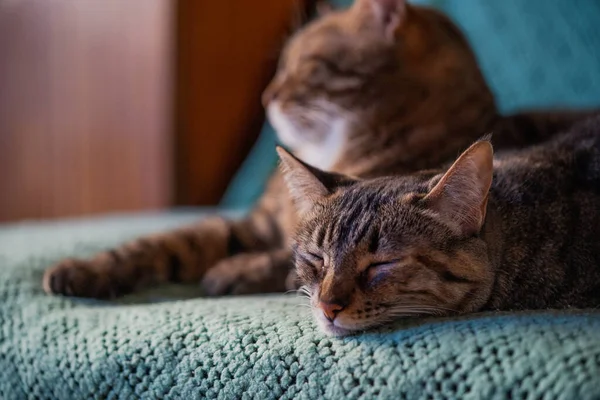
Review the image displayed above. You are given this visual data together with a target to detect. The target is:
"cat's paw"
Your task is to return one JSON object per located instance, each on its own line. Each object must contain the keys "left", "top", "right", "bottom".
{"left": 201, "top": 252, "right": 288, "bottom": 296}
{"left": 43, "top": 258, "right": 118, "bottom": 299}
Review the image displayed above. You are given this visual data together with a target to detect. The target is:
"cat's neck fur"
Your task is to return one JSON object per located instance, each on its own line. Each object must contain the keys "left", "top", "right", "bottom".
{"left": 325, "top": 94, "right": 498, "bottom": 178}
{"left": 293, "top": 118, "right": 349, "bottom": 172}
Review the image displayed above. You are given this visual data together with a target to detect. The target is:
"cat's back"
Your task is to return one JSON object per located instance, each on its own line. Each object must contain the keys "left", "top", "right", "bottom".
{"left": 485, "top": 116, "right": 600, "bottom": 310}
{"left": 491, "top": 115, "right": 600, "bottom": 203}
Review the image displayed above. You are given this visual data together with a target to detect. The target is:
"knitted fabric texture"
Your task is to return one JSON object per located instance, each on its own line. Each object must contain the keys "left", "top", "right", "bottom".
{"left": 1, "top": 212, "right": 600, "bottom": 399}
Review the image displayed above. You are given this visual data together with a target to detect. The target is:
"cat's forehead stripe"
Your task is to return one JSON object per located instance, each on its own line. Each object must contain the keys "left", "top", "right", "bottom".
{"left": 368, "top": 228, "right": 380, "bottom": 254}
{"left": 314, "top": 224, "right": 327, "bottom": 249}
{"left": 320, "top": 189, "right": 389, "bottom": 252}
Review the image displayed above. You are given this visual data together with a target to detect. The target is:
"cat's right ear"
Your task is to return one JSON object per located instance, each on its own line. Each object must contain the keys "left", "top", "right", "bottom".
{"left": 354, "top": 0, "right": 408, "bottom": 41}
{"left": 423, "top": 140, "right": 494, "bottom": 237}
{"left": 277, "top": 147, "right": 351, "bottom": 214}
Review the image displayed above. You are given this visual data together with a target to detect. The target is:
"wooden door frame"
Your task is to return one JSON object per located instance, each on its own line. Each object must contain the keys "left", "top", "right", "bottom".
{"left": 173, "top": 0, "right": 319, "bottom": 206}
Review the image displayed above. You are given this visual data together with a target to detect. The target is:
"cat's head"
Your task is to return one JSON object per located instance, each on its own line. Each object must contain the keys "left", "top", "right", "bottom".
{"left": 278, "top": 139, "right": 496, "bottom": 336}
{"left": 264, "top": 0, "right": 493, "bottom": 159}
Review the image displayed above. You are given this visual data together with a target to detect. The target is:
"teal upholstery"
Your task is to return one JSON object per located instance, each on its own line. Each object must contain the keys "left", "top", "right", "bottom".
{"left": 1, "top": 213, "right": 600, "bottom": 398}
{"left": 221, "top": 0, "right": 600, "bottom": 208}
{"left": 220, "top": 124, "right": 278, "bottom": 209}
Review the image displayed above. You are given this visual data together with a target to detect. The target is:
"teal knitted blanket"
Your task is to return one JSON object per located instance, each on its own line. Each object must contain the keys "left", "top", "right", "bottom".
{"left": 1, "top": 211, "right": 600, "bottom": 399}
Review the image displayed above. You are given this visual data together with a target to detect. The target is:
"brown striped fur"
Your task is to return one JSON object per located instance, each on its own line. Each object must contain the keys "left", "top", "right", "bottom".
{"left": 281, "top": 116, "right": 600, "bottom": 336}
{"left": 44, "top": 0, "right": 597, "bottom": 299}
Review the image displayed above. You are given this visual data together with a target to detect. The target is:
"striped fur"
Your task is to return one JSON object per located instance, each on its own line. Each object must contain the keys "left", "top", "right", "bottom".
{"left": 284, "top": 117, "right": 600, "bottom": 336}
{"left": 44, "top": 0, "right": 597, "bottom": 299}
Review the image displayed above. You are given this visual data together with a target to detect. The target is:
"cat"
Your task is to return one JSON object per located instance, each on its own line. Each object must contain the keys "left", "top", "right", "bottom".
{"left": 43, "top": 0, "right": 597, "bottom": 299}
{"left": 279, "top": 115, "right": 600, "bottom": 336}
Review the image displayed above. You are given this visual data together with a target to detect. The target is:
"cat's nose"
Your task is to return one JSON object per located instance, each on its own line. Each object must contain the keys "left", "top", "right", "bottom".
{"left": 319, "top": 301, "right": 345, "bottom": 322}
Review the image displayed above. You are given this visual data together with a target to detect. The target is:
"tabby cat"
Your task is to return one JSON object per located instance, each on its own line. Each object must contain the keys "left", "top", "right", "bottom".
{"left": 44, "top": 0, "right": 596, "bottom": 299}
{"left": 280, "top": 116, "right": 600, "bottom": 336}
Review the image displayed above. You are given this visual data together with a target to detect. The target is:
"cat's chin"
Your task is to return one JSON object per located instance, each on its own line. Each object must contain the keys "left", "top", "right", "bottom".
{"left": 314, "top": 313, "right": 368, "bottom": 337}
{"left": 316, "top": 318, "right": 355, "bottom": 337}
{"left": 267, "top": 102, "right": 304, "bottom": 150}
{"left": 267, "top": 101, "right": 349, "bottom": 171}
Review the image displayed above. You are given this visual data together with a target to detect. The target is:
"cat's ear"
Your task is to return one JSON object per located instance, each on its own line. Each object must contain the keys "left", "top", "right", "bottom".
{"left": 277, "top": 147, "right": 351, "bottom": 214}
{"left": 355, "top": 0, "right": 407, "bottom": 40}
{"left": 424, "top": 140, "right": 494, "bottom": 236}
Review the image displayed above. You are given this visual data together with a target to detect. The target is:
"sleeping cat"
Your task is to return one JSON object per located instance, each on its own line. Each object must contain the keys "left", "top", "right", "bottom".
{"left": 44, "top": 0, "right": 596, "bottom": 298}
{"left": 279, "top": 116, "right": 600, "bottom": 336}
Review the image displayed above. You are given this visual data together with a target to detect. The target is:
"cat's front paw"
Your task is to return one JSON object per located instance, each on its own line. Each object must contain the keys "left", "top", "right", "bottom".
{"left": 43, "top": 258, "right": 117, "bottom": 299}
{"left": 201, "top": 252, "right": 289, "bottom": 296}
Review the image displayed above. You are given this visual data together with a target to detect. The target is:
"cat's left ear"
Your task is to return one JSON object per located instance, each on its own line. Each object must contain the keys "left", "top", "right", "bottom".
{"left": 355, "top": 0, "right": 407, "bottom": 41}
{"left": 277, "top": 147, "right": 355, "bottom": 215}
{"left": 424, "top": 140, "right": 494, "bottom": 237}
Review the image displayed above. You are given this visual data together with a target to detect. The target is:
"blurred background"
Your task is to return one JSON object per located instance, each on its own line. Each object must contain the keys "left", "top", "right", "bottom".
{"left": 0, "top": 0, "right": 305, "bottom": 222}
{"left": 1, "top": 0, "right": 600, "bottom": 223}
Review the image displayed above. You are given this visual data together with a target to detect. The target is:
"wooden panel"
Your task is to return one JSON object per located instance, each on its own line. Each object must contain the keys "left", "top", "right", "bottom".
{"left": 0, "top": 0, "right": 173, "bottom": 222}
{"left": 175, "top": 0, "right": 300, "bottom": 205}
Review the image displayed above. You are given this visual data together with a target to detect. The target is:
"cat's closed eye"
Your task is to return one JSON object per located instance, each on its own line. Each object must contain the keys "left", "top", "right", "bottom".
{"left": 363, "top": 260, "right": 401, "bottom": 286}
{"left": 306, "top": 252, "right": 323, "bottom": 263}
{"left": 301, "top": 61, "right": 329, "bottom": 84}
{"left": 302, "top": 58, "right": 363, "bottom": 91}
{"left": 297, "top": 252, "right": 324, "bottom": 277}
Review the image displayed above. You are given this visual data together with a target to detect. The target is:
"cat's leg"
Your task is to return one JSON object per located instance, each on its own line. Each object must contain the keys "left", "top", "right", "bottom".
{"left": 43, "top": 174, "right": 289, "bottom": 299}
{"left": 201, "top": 249, "right": 293, "bottom": 296}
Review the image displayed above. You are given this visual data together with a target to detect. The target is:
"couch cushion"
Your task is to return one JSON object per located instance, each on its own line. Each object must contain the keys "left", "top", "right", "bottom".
{"left": 1, "top": 212, "right": 599, "bottom": 398}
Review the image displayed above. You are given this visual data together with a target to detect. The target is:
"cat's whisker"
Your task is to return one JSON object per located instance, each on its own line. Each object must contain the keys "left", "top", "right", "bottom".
{"left": 297, "top": 285, "right": 313, "bottom": 299}
{"left": 386, "top": 306, "right": 455, "bottom": 318}
{"left": 390, "top": 303, "right": 458, "bottom": 312}
{"left": 381, "top": 304, "right": 454, "bottom": 319}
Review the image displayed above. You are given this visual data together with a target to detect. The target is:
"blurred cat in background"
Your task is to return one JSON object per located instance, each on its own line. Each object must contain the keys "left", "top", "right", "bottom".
{"left": 44, "top": 0, "right": 597, "bottom": 301}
